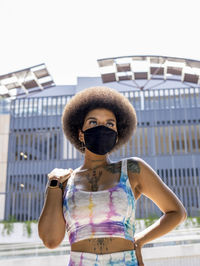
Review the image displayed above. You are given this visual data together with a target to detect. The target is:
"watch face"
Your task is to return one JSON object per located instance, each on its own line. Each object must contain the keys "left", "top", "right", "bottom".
{"left": 50, "top": 180, "right": 58, "bottom": 187}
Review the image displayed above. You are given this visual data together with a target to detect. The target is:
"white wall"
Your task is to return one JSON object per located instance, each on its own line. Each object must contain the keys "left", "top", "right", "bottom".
{"left": 0, "top": 222, "right": 200, "bottom": 266}
{"left": 0, "top": 114, "right": 10, "bottom": 220}
{"left": 0, "top": 245, "right": 200, "bottom": 266}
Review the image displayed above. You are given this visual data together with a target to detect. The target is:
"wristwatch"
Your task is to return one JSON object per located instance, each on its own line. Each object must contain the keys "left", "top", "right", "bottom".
{"left": 48, "top": 179, "right": 63, "bottom": 189}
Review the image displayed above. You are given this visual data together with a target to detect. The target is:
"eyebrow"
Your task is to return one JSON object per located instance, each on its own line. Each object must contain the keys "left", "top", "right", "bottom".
{"left": 86, "top": 117, "right": 116, "bottom": 122}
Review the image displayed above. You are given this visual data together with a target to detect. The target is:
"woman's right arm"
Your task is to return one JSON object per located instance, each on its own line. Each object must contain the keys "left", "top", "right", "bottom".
{"left": 38, "top": 168, "right": 72, "bottom": 249}
{"left": 38, "top": 187, "right": 66, "bottom": 249}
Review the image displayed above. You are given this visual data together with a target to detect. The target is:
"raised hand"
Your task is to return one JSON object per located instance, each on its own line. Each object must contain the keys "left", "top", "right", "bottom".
{"left": 47, "top": 168, "right": 73, "bottom": 184}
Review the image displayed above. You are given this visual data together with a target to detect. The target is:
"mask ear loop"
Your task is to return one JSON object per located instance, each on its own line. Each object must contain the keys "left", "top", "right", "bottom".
{"left": 79, "top": 128, "right": 85, "bottom": 157}
{"left": 81, "top": 142, "right": 85, "bottom": 153}
{"left": 80, "top": 142, "right": 85, "bottom": 160}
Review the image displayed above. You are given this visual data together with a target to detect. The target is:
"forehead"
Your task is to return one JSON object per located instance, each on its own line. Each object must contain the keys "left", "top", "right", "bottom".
{"left": 84, "top": 108, "right": 116, "bottom": 120}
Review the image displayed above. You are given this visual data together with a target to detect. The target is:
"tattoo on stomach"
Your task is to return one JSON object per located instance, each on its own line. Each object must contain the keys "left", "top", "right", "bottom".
{"left": 89, "top": 238, "right": 113, "bottom": 253}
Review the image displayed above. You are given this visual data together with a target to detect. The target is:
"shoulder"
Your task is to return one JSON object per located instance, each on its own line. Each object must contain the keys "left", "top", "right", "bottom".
{"left": 125, "top": 157, "right": 155, "bottom": 187}
{"left": 126, "top": 157, "right": 167, "bottom": 194}
{"left": 123, "top": 157, "right": 144, "bottom": 200}
{"left": 126, "top": 156, "right": 158, "bottom": 175}
{"left": 126, "top": 157, "right": 141, "bottom": 173}
{"left": 125, "top": 159, "right": 187, "bottom": 217}
{"left": 125, "top": 156, "right": 149, "bottom": 175}
{"left": 104, "top": 159, "right": 121, "bottom": 173}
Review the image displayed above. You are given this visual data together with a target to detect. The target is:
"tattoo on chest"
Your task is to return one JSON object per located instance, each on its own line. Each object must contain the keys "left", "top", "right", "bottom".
{"left": 78, "top": 159, "right": 140, "bottom": 192}
{"left": 86, "top": 170, "right": 102, "bottom": 191}
{"left": 104, "top": 162, "right": 121, "bottom": 174}
{"left": 102, "top": 159, "right": 140, "bottom": 174}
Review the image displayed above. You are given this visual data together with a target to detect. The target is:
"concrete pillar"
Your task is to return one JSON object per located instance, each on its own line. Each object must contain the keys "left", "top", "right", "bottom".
{"left": 0, "top": 114, "right": 10, "bottom": 221}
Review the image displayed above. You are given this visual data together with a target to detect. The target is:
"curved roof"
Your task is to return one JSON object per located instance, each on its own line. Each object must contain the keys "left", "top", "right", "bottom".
{"left": 0, "top": 63, "right": 55, "bottom": 99}
{"left": 97, "top": 55, "right": 200, "bottom": 90}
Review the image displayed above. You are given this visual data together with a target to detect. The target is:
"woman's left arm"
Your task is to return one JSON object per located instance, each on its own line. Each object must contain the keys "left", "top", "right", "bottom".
{"left": 130, "top": 157, "right": 187, "bottom": 248}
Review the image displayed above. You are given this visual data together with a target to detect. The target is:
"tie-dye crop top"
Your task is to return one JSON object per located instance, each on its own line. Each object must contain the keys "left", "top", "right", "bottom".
{"left": 62, "top": 159, "right": 137, "bottom": 245}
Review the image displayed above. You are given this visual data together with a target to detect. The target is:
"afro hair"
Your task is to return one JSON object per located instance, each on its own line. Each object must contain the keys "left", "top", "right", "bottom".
{"left": 61, "top": 86, "right": 137, "bottom": 153}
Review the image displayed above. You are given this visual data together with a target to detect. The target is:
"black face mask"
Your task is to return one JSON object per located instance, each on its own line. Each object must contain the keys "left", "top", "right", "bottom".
{"left": 81, "top": 125, "right": 118, "bottom": 155}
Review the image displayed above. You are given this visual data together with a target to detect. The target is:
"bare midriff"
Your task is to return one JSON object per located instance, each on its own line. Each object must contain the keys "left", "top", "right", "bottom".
{"left": 71, "top": 237, "right": 135, "bottom": 254}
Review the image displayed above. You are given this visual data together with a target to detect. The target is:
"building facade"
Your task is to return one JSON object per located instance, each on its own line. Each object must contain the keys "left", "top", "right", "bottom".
{"left": 0, "top": 78, "right": 198, "bottom": 221}
{"left": 1, "top": 56, "right": 200, "bottom": 221}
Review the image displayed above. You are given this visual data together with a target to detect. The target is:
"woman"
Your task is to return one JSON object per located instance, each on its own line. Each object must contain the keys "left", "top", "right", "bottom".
{"left": 38, "top": 86, "right": 187, "bottom": 266}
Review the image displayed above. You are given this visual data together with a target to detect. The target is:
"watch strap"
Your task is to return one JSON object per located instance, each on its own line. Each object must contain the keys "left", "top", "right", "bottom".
{"left": 48, "top": 179, "right": 63, "bottom": 189}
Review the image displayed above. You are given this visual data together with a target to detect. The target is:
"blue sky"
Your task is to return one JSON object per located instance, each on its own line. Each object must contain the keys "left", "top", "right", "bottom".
{"left": 1, "top": 0, "right": 200, "bottom": 85}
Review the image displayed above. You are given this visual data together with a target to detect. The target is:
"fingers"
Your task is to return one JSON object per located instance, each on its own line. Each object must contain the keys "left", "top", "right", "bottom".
{"left": 47, "top": 168, "right": 73, "bottom": 183}
{"left": 134, "top": 243, "right": 144, "bottom": 266}
{"left": 48, "top": 168, "right": 73, "bottom": 178}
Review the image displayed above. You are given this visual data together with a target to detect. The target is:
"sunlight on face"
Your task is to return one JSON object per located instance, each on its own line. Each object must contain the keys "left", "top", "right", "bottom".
{"left": 83, "top": 108, "right": 117, "bottom": 132}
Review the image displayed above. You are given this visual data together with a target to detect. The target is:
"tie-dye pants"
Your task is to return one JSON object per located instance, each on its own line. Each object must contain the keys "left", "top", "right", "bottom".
{"left": 68, "top": 249, "right": 138, "bottom": 265}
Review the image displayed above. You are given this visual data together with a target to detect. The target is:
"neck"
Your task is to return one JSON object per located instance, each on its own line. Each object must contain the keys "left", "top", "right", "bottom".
{"left": 81, "top": 149, "right": 111, "bottom": 170}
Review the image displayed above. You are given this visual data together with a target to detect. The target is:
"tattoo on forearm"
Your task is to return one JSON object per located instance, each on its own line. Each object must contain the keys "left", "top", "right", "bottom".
{"left": 127, "top": 159, "right": 140, "bottom": 173}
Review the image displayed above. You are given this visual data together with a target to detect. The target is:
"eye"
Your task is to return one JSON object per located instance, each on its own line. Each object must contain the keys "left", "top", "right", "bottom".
{"left": 89, "top": 120, "right": 97, "bottom": 126}
{"left": 106, "top": 122, "right": 114, "bottom": 127}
